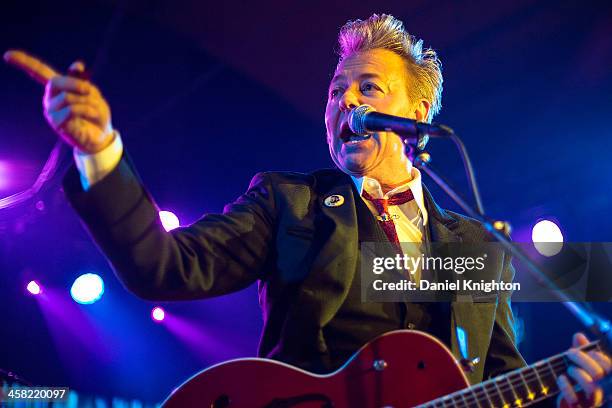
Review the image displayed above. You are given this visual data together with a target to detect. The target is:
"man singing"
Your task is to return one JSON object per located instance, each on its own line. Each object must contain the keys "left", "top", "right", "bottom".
{"left": 5, "top": 13, "right": 609, "bottom": 407}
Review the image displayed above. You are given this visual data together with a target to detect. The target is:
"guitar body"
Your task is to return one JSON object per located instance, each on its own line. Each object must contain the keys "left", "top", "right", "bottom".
{"left": 163, "top": 330, "right": 470, "bottom": 407}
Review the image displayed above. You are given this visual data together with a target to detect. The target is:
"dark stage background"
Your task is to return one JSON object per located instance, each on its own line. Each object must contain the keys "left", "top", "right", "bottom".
{"left": 1, "top": 0, "right": 611, "bottom": 403}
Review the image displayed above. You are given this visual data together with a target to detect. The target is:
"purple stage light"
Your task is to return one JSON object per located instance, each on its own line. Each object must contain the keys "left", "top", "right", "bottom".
{"left": 159, "top": 210, "right": 180, "bottom": 231}
{"left": 532, "top": 219, "right": 564, "bottom": 257}
{"left": 26, "top": 280, "right": 42, "bottom": 295}
{"left": 162, "top": 314, "right": 240, "bottom": 362}
{"left": 152, "top": 307, "right": 165, "bottom": 322}
{"left": 35, "top": 287, "right": 118, "bottom": 372}
{"left": 0, "top": 160, "right": 9, "bottom": 191}
{"left": 0, "top": 159, "right": 39, "bottom": 193}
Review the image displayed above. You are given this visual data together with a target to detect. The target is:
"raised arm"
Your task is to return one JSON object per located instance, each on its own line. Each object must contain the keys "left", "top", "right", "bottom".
{"left": 63, "top": 160, "right": 277, "bottom": 300}
{"left": 5, "top": 50, "right": 277, "bottom": 300}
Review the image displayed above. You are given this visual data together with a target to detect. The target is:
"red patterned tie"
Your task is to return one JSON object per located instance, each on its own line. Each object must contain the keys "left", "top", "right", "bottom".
{"left": 362, "top": 189, "right": 415, "bottom": 252}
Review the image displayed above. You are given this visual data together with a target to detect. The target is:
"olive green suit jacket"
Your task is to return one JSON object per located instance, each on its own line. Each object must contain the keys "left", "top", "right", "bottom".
{"left": 63, "top": 156, "right": 525, "bottom": 384}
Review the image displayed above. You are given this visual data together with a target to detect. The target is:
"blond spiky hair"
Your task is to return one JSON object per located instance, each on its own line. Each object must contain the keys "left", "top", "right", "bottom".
{"left": 337, "top": 14, "right": 443, "bottom": 122}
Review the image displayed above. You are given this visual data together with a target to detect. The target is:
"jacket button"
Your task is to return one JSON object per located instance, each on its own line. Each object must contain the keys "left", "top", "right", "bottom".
{"left": 407, "top": 323, "right": 416, "bottom": 329}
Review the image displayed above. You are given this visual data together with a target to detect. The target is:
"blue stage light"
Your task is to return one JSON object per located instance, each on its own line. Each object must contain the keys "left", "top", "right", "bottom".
{"left": 70, "top": 273, "right": 105, "bottom": 304}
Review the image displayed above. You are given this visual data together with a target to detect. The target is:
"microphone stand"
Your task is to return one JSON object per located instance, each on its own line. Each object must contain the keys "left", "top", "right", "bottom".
{"left": 403, "top": 128, "right": 612, "bottom": 358}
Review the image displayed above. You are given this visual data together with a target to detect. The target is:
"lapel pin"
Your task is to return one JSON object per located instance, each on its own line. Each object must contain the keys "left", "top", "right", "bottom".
{"left": 324, "top": 194, "right": 345, "bottom": 207}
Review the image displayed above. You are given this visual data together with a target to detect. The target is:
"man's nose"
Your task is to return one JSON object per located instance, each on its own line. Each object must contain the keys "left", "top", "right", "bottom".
{"left": 339, "top": 89, "right": 360, "bottom": 113}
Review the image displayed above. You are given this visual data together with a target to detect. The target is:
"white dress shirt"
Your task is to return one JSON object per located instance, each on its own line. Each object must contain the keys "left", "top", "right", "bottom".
{"left": 351, "top": 170, "right": 429, "bottom": 281}
{"left": 351, "top": 168, "right": 428, "bottom": 240}
{"left": 73, "top": 131, "right": 124, "bottom": 191}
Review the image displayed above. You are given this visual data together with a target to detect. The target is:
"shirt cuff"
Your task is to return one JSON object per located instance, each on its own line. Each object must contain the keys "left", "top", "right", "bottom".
{"left": 73, "top": 131, "right": 124, "bottom": 191}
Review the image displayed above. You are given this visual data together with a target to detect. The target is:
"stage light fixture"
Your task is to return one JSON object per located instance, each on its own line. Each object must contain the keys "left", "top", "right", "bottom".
{"left": 152, "top": 306, "right": 165, "bottom": 322}
{"left": 532, "top": 219, "right": 564, "bottom": 257}
{"left": 70, "top": 273, "right": 104, "bottom": 304}
{"left": 159, "top": 210, "right": 180, "bottom": 231}
{"left": 26, "top": 280, "right": 42, "bottom": 295}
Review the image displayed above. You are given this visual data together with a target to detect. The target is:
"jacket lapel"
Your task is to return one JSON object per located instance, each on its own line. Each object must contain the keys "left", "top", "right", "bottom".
{"left": 305, "top": 170, "right": 360, "bottom": 326}
{"left": 423, "top": 186, "right": 461, "bottom": 244}
{"left": 277, "top": 170, "right": 360, "bottom": 365}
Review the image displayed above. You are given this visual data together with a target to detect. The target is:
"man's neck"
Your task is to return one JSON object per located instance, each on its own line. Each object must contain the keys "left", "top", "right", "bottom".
{"left": 378, "top": 178, "right": 413, "bottom": 194}
{"left": 362, "top": 166, "right": 414, "bottom": 195}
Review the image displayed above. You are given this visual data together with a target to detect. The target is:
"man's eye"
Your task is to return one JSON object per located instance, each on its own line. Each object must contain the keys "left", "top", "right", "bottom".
{"left": 361, "top": 83, "right": 382, "bottom": 93}
{"left": 330, "top": 88, "right": 342, "bottom": 98}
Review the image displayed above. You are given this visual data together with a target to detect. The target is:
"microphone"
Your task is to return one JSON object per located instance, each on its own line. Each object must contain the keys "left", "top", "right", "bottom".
{"left": 348, "top": 105, "right": 454, "bottom": 147}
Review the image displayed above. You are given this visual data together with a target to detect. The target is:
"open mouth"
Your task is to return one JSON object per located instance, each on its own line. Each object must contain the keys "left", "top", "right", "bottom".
{"left": 340, "top": 123, "right": 371, "bottom": 144}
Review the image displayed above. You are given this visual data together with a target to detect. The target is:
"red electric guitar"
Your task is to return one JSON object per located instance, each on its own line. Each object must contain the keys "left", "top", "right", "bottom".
{"left": 162, "top": 330, "right": 601, "bottom": 407}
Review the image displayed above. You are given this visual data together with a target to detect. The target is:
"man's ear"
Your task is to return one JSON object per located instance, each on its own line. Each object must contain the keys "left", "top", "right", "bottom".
{"left": 413, "top": 99, "right": 431, "bottom": 122}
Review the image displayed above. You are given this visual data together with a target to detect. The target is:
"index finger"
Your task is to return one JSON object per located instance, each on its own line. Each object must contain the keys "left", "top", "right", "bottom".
{"left": 3, "top": 50, "right": 59, "bottom": 85}
{"left": 573, "top": 332, "right": 590, "bottom": 348}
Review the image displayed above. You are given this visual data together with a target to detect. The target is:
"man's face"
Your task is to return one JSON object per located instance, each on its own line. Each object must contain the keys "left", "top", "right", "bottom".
{"left": 325, "top": 48, "right": 417, "bottom": 177}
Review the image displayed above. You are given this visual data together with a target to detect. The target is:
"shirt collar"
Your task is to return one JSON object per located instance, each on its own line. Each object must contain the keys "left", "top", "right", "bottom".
{"left": 351, "top": 167, "right": 429, "bottom": 226}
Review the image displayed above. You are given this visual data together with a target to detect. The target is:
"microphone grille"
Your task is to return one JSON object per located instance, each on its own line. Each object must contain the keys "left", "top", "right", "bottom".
{"left": 348, "top": 104, "right": 375, "bottom": 136}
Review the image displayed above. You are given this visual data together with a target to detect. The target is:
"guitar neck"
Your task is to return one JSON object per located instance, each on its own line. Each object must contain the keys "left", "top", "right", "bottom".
{"left": 417, "top": 341, "right": 601, "bottom": 408}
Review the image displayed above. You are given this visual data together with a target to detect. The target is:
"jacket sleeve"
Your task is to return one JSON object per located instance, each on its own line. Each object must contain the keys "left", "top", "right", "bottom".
{"left": 63, "top": 154, "right": 277, "bottom": 301}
